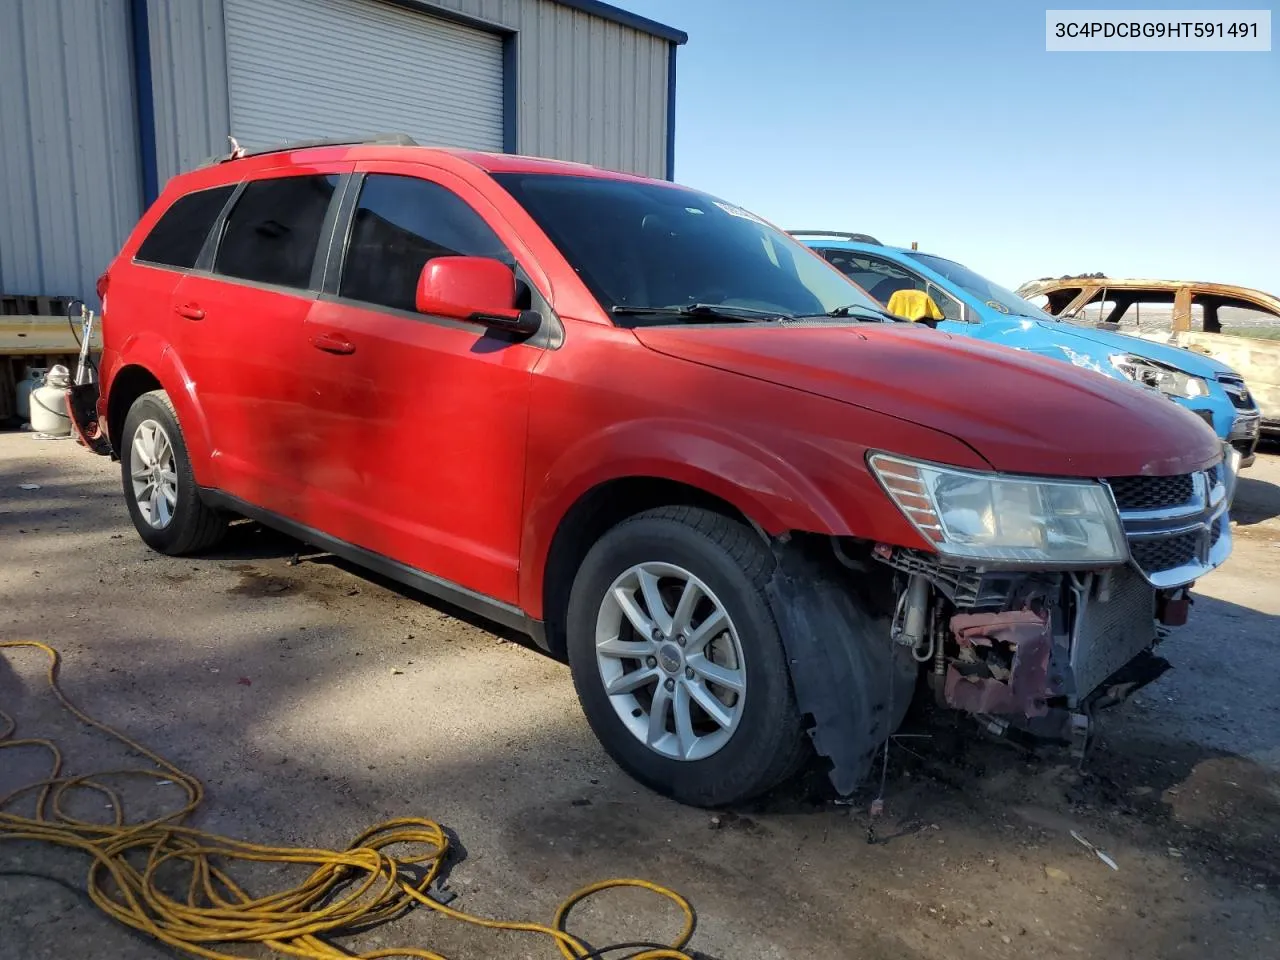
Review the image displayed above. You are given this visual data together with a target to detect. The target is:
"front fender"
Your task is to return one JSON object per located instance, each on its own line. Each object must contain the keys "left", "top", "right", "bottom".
{"left": 110, "top": 333, "right": 217, "bottom": 486}
{"left": 517, "top": 416, "right": 906, "bottom": 618}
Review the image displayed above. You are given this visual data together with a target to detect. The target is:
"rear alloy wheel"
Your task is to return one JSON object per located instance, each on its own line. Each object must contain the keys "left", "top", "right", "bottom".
{"left": 121, "top": 390, "right": 228, "bottom": 555}
{"left": 567, "top": 506, "right": 807, "bottom": 807}
{"left": 129, "top": 419, "right": 178, "bottom": 530}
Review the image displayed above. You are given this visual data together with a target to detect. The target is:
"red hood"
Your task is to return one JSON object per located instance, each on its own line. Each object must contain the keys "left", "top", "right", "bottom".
{"left": 633, "top": 323, "right": 1221, "bottom": 478}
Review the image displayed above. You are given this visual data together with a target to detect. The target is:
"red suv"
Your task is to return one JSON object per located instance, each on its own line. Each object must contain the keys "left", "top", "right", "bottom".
{"left": 75, "top": 136, "right": 1237, "bottom": 807}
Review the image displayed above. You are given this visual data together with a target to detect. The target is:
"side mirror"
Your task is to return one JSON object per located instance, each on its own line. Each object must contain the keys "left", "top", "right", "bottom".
{"left": 416, "top": 256, "right": 540, "bottom": 336}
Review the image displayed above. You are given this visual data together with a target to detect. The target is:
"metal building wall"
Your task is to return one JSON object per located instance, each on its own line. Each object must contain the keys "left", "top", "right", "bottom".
{"left": 145, "top": 0, "right": 231, "bottom": 190}
{"left": 0, "top": 0, "right": 143, "bottom": 303}
{"left": 146, "top": 0, "right": 676, "bottom": 184}
{"left": 428, "top": 0, "right": 674, "bottom": 178}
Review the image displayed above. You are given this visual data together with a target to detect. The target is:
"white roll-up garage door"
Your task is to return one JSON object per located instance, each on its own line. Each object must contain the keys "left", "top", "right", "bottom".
{"left": 223, "top": 0, "right": 504, "bottom": 152}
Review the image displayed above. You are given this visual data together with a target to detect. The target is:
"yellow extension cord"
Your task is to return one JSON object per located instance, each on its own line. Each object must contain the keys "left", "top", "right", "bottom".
{"left": 0, "top": 641, "right": 697, "bottom": 960}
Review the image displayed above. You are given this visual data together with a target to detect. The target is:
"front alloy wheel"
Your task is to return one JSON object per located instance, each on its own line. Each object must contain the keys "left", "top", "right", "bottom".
{"left": 566, "top": 507, "right": 807, "bottom": 807}
{"left": 595, "top": 562, "right": 746, "bottom": 762}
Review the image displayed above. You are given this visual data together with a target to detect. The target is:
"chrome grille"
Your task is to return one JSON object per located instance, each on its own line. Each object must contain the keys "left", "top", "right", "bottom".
{"left": 1106, "top": 474, "right": 1195, "bottom": 512}
{"left": 1130, "top": 531, "right": 1200, "bottom": 572}
{"left": 1106, "top": 463, "right": 1233, "bottom": 588}
{"left": 1217, "top": 375, "right": 1254, "bottom": 410}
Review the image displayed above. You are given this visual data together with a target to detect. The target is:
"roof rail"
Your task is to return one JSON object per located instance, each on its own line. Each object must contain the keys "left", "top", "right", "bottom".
{"left": 202, "top": 132, "right": 419, "bottom": 167}
{"left": 787, "top": 230, "right": 882, "bottom": 246}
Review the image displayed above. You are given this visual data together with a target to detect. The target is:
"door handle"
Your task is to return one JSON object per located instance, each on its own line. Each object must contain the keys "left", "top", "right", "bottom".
{"left": 311, "top": 332, "right": 356, "bottom": 355}
{"left": 175, "top": 303, "right": 205, "bottom": 320}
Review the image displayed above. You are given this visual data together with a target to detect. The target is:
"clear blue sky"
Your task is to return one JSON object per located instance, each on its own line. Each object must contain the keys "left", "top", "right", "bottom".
{"left": 624, "top": 0, "right": 1279, "bottom": 294}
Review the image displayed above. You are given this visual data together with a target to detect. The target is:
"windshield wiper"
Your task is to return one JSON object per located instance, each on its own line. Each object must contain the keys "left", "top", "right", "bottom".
{"left": 817, "top": 304, "right": 902, "bottom": 322}
{"left": 610, "top": 303, "right": 792, "bottom": 323}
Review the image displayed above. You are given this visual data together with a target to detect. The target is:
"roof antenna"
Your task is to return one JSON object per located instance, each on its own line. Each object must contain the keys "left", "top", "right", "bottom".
{"left": 911, "top": 241, "right": 918, "bottom": 251}
{"left": 227, "top": 135, "right": 246, "bottom": 160}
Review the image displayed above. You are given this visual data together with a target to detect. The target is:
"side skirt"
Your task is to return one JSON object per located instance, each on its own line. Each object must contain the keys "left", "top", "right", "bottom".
{"left": 199, "top": 489, "right": 550, "bottom": 651}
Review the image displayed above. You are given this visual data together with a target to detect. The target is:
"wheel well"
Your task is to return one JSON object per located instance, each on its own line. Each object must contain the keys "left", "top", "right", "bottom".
{"left": 540, "top": 477, "right": 756, "bottom": 659}
{"left": 107, "top": 365, "right": 162, "bottom": 455}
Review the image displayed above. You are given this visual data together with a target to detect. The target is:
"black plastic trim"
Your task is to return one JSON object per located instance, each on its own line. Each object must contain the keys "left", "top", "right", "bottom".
{"left": 199, "top": 489, "right": 547, "bottom": 646}
{"left": 788, "top": 230, "right": 882, "bottom": 245}
{"left": 312, "top": 174, "right": 356, "bottom": 293}
{"left": 205, "top": 134, "right": 418, "bottom": 167}
{"left": 194, "top": 181, "right": 246, "bottom": 273}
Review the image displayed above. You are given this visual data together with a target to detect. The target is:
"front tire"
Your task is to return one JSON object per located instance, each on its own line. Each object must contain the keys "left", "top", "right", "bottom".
{"left": 566, "top": 506, "right": 807, "bottom": 807}
{"left": 120, "top": 390, "right": 227, "bottom": 555}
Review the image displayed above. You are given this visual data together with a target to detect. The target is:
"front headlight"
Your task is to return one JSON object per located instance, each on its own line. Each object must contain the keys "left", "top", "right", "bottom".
{"left": 869, "top": 454, "right": 1127, "bottom": 565}
{"left": 1110, "top": 353, "right": 1209, "bottom": 399}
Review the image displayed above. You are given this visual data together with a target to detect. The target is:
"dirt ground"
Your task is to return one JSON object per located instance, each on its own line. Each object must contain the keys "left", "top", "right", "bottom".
{"left": 2, "top": 431, "right": 1278, "bottom": 960}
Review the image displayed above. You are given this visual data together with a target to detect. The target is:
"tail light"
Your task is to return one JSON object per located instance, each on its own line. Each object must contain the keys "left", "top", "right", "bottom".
{"left": 96, "top": 270, "right": 110, "bottom": 305}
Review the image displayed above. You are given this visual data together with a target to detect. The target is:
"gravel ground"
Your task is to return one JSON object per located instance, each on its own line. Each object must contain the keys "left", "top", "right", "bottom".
{"left": 2, "top": 431, "right": 1278, "bottom": 960}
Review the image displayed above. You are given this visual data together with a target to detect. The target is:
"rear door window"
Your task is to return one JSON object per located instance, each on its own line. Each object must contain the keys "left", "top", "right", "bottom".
{"left": 135, "top": 185, "right": 235, "bottom": 269}
{"left": 339, "top": 174, "right": 512, "bottom": 313}
{"left": 214, "top": 175, "right": 340, "bottom": 289}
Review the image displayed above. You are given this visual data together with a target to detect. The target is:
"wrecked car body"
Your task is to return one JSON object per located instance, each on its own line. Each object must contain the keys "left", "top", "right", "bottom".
{"left": 1018, "top": 275, "right": 1280, "bottom": 445}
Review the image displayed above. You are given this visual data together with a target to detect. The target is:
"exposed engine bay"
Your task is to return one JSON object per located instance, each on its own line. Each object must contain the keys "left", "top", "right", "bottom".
{"left": 875, "top": 543, "right": 1185, "bottom": 752}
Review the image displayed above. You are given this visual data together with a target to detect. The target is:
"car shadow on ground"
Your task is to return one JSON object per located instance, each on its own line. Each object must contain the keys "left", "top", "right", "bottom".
{"left": 1233, "top": 475, "right": 1280, "bottom": 524}
{"left": 201, "top": 519, "right": 541, "bottom": 651}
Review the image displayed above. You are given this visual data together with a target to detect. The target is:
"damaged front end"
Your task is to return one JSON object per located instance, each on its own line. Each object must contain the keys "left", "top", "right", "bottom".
{"left": 881, "top": 553, "right": 1177, "bottom": 752}
{"left": 770, "top": 450, "right": 1238, "bottom": 795}
{"left": 871, "top": 452, "right": 1236, "bottom": 753}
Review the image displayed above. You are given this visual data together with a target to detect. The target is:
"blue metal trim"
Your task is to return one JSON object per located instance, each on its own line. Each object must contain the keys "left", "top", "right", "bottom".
{"left": 128, "top": 0, "right": 159, "bottom": 206}
{"left": 502, "top": 33, "right": 518, "bottom": 153}
{"left": 554, "top": 0, "right": 687, "bottom": 44}
{"left": 665, "top": 42, "right": 677, "bottom": 180}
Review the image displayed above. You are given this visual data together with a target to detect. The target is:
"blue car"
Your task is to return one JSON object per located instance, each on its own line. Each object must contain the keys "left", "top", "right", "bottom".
{"left": 792, "top": 232, "right": 1261, "bottom": 467}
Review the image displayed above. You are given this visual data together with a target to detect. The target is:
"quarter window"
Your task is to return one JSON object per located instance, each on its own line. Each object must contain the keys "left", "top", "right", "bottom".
{"left": 340, "top": 174, "right": 511, "bottom": 313}
{"left": 926, "top": 282, "right": 964, "bottom": 322}
{"left": 214, "top": 175, "right": 340, "bottom": 289}
{"left": 135, "top": 185, "right": 235, "bottom": 269}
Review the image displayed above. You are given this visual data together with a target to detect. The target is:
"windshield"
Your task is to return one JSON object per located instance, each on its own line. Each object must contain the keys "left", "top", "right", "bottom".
{"left": 492, "top": 173, "right": 880, "bottom": 322}
{"left": 904, "top": 252, "right": 1054, "bottom": 320}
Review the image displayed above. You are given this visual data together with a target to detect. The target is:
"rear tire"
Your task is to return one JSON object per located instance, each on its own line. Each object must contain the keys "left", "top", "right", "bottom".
{"left": 566, "top": 506, "right": 808, "bottom": 807}
{"left": 120, "top": 390, "right": 227, "bottom": 555}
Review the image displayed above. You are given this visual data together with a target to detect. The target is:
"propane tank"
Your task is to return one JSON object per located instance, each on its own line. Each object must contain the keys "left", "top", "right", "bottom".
{"left": 29, "top": 365, "right": 72, "bottom": 436}
{"left": 15, "top": 365, "right": 47, "bottom": 421}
